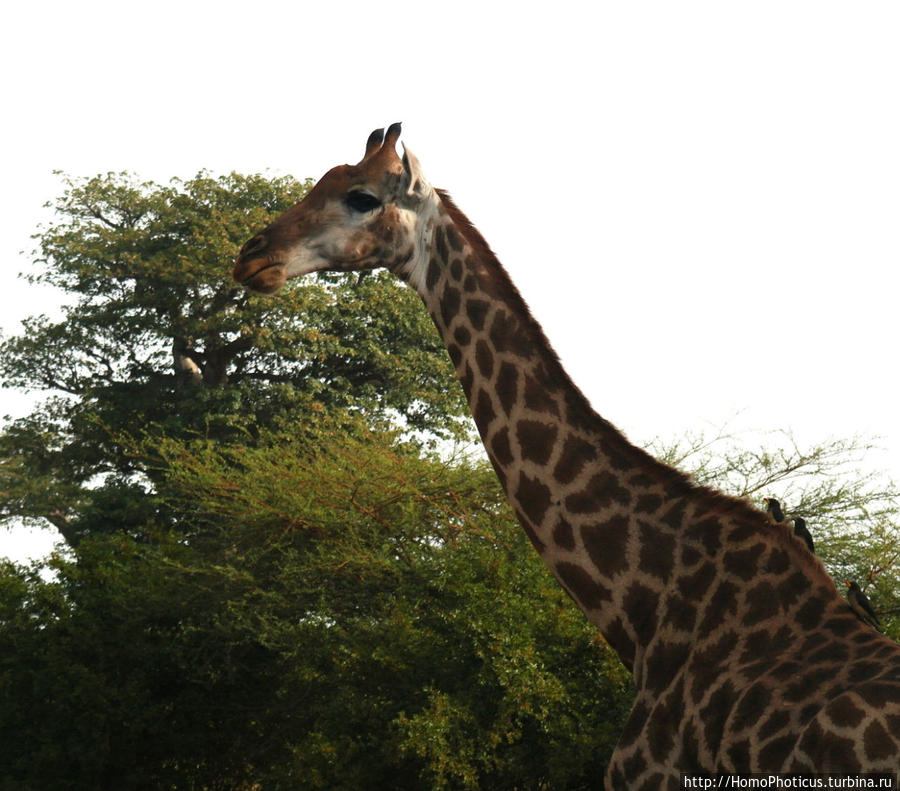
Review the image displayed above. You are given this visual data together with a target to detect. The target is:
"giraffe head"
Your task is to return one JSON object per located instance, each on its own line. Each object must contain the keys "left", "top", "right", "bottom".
{"left": 233, "top": 123, "right": 433, "bottom": 294}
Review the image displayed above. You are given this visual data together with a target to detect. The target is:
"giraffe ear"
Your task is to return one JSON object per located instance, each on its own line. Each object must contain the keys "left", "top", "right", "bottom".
{"left": 401, "top": 144, "right": 428, "bottom": 198}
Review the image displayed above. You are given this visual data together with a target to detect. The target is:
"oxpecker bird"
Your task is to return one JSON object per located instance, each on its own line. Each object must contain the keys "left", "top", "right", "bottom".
{"left": 791, "top": 516, "right": 815, "bottom": 554}
{"left": 764, "top": 497, "right": 786, "bottom": 523}
{"left": 845, "top": 581, "right": 881, "bottom": 631}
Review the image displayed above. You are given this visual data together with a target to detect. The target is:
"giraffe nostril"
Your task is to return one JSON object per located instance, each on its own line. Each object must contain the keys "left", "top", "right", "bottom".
{"left": 241, "top": 234, "right": 268, "bottom": 258}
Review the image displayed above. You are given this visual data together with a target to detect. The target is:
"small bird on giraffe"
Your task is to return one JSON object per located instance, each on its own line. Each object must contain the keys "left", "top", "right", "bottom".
{"left": 764, "top": 497, "right": 815, "bottom": 553}
{"left": 844, "top": 581, "right": 881, "bottom": 631}
{"left": 763, "top": 497, "right": 785, "bottom": 523}
{"left": 789, "top": 516, "right": 815, "bottom": 554}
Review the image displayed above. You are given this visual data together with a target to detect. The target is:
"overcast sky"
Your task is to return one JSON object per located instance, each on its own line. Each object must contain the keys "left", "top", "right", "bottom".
{"left": 3, "top": 1, "right": 899, "bottom": 563}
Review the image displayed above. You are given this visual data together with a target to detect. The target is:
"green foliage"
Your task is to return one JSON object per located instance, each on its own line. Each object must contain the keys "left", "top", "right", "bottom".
{"left": 0, "top": 426, "right": 632, "bottom": 790}
{"left": 150, "top": 424, "right": 633, "bottom": 788}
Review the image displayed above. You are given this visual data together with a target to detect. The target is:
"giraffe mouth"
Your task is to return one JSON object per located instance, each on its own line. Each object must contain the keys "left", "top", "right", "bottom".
{"left": 233, "top": 257, "right": 288, "bottom": 295}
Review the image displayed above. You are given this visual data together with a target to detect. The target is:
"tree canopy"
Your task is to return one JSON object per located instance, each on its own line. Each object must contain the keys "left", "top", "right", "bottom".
{"left": 0, "top": 171, "right": 468, "bottom": 546}
{"left": 0, "top": 425, "right": 633, "bottom": 789}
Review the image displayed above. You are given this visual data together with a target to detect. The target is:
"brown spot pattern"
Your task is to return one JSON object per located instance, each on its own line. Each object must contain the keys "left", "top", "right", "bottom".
{"left": 496, "top": 362, "right": 518, "bottom": 415}
{"left": 556, "top": 561, "right": 611, "bottom": 610}
{"left": 553, "top": 516, "right": 575, "bottom": 551}
{"left": 434, "top": 224, "right": 448, "bottom": 261}
{"left": 459, "top": 362, "right": 474, "bottom": 398}
{"left": 516, "top": 471, "right": 552, "bottom": 525}
{"left": 565, "top": 472, "right": 631, "bottom": 513}
{"left": 490, "top": 427, "right": 513, "bottom": 467}
{"left": 447, "top": 343, "right": 461, "bottom": 368}
{"left": 439, "top": 285, "right": 461, "bottom": 329}
{"left": 742, "top": 581, "right": 780, "bottom": 626}
{"left": 473, "top": 388, "right": 495, "bottom": 429}
{"left": 465, "top": 298, "right": 489, "bottom": 331}
{"left": 623, "top": 582, "right": 659, "bottom": 645}
{"left": 426, "top": 254, "right": 442, "bottom": 290}
{"left": 581, "top": 515, "right": 629, "bottom": 578}
{"left": 449, "top": 258, "right": 463, "bottom": 282}
{"left": 517, "top": 420, "right": 558, "bottom": 466}
{"left": 445, "top": 224, "right": 464, "bottom": 252}
{"left": 475, "top": 339, "right": 494, "bottom": 378}
{"left": 553, "top": 435, "right": 597, "bottom": 485}
{"left": 723, "top": 545, "right": 764, "bottom": 581}
{"left": 639, "top": 523, "right": 675, "bottom": 581}
{"left": 453, "top": 325, "right": 471, "bottom": 347}
{"left": 523, "top": 373, "right": 559, "bottom": 416}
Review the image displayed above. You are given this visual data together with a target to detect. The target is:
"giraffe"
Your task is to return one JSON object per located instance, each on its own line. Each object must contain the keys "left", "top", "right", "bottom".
{"left": 233, "top": 124, "right": 900, "bottom": 786}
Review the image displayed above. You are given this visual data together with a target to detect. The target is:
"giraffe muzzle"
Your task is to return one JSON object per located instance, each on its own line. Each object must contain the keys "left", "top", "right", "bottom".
{"left": 232, "top": 255, "right": 288, "bottom": 295}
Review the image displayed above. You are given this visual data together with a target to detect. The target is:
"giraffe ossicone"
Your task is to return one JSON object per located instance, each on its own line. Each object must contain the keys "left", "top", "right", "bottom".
{"left": 234, "top": 125, "right": 900, "bottom": 784}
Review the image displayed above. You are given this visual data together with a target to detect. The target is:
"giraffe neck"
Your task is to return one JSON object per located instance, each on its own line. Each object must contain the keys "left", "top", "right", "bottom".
{"left": 392, "top": 189, "right": 701, "bottom": 671}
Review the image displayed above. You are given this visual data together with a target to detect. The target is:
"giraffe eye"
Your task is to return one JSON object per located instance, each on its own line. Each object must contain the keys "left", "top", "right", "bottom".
{"left": 344, "top": 190, "right": 382, "bottom": 213}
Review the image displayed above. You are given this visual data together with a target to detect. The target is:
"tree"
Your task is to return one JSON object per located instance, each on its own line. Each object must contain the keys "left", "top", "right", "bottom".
{"left": 0, "top": 424, "right": 634, "bottom": 790}
{"left": 0, "top": 171, "right": 468, "bottom": 546}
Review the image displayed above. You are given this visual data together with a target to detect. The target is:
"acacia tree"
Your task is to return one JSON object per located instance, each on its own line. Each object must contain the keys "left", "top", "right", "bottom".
{"left": 0, "top": 424, "right": 634, "bottom": 790}
{"left": 0, "top": 171, "right": 468, "bottom": 546}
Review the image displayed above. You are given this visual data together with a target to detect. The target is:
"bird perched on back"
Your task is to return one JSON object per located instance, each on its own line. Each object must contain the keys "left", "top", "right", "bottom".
{"left": 764, "top": 497, "right": 815, "bottom": 553}
{"left": 791, "top": 516, "right": 815, "bottom": 553}
{"left": 844, "top": 581, "right": 881, "bottom": 631}
{"left": 763, "top": 497, "right": 786, "bottom": 523}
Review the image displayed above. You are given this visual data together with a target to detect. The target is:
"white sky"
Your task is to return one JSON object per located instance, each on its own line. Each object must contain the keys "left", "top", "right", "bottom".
{"left": 2, "top": 1, "right": 899, "bottom": 563}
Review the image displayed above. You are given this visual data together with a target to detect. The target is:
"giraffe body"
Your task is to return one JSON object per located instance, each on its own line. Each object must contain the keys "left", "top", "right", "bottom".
{"left": 233, "top": 125, "right": 900, "bottom": 784}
